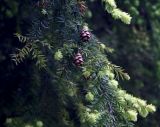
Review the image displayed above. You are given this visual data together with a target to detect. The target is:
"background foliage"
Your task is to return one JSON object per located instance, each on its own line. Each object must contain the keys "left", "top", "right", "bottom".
{"left": 0, "top": 0, "right": 159, "bottom": 127}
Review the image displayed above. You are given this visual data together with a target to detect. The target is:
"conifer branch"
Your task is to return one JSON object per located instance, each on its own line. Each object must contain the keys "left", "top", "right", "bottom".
{"left": 12, "top": 33, "right": 48, "bottom": 68}
{"left": 102, "top": 0, "right": 132, "bottom": 24}
{"left": 107, "top": 62, "right": 130, "bottom": 80}
{"left": 14, "top": 33, "right": 32, "bottom": 43}
{"left": 11, "top": 43, "right": 33, "bottom": 65}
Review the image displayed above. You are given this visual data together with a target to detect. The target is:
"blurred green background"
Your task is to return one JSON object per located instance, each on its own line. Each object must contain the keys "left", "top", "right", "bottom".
{"left": 0, "top": 0, "right": 160, "bottom": 126}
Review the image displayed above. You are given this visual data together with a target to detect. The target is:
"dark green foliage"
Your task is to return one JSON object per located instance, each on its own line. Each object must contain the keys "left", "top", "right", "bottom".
{"left": 0, "top": 0, "right": 158, "bottom": 127}
{"left": 8, "top": 0, "right": 133, "bottom": 126}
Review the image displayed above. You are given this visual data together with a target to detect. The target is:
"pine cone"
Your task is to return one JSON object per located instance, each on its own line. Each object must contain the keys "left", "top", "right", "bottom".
{"left": 74, "top": 53, "right": 84, "bottom": 66}
{"left": 80, "top": 29, "right": 91, "bottom": 42}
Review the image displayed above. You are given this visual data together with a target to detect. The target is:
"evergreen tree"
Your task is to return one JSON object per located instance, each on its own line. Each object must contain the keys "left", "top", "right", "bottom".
{"left": 6, "top": 0, "right": 156, "bottom": 127}
{"left": 87, "top": 0, "right": 160, "bottom": 126}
